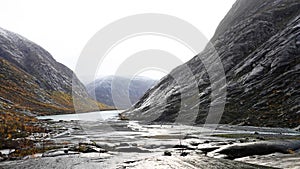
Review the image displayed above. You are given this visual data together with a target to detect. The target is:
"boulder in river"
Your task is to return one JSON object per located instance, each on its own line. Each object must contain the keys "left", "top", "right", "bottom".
{"left": 69, "top": 143, "right": 108, "bottom": 153}
{"left": 209, "top": 140, "right": 300, "bottom": 159}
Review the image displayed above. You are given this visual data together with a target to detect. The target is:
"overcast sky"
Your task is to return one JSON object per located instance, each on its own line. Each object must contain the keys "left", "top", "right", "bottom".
{"left": 1, "top": 0, "right": 235, "bottom": 80}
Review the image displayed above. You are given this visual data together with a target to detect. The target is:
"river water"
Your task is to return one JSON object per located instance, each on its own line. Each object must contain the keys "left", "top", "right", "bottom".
{"left": 0, "top": 111, "right": 300, "bottom": 168}
{"left": 37, "top": 110, "right": 121, "bottom": 121}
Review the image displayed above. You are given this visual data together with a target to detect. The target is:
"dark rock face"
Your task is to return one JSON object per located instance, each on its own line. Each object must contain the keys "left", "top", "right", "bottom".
{"left": 0, "top": 27, "right": 110, "bottom": 115}
{"left": 127, "top": 0, "right": 300, "bottom": 127}
{"left": 86, "top": 76, "right": 157, "bottom": 109}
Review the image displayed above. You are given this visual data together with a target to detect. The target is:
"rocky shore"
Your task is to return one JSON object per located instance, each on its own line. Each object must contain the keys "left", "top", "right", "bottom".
{"left": 0, "top": 119, "right": 300, "bottom": 168}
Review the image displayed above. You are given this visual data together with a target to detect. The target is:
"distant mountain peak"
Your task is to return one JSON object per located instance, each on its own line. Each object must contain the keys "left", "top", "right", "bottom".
{"left": 86, "top": 76, "right": 157, "bottom": 109}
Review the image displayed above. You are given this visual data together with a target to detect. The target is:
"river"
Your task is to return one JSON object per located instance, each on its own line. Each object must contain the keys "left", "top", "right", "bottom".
{"left": 37, "top": 110, "right": 121, "bottom": 121}
{"left": 0, "top": 111, "right": 300, "bottom": 168}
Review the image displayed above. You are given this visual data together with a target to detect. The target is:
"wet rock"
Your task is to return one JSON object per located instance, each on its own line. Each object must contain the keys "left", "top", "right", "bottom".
{"left": 190, "top": 142, "right": 201, "bottom": 146}
{"left": 121, "top": 154, "right": 271, "bottom": 169}
{"left": 296, "top": 35, "right": 300, "bottom": 47}
{"left": 173, "top": 144, "right": 195, "bottom": 150}
{"left": 209, "top": 140, "right": 300, "bottom": 160}
{"left": 123, "top": 159, "right": 142, "bottom": 164}
{"left": 180, "top": 152, "right": 189, "bottom": 156}
{"left": 294, "top": 125, "right": 300, "bottom": 131}
{"left": 116, "top": 147, "right": 150, "bottom": 153}
{"left": 214, "top": 142, "right": 228, "bottom": 146}
{"left": 183, "top": 135, "right": 199, "bottom": 139}
{"left": 198, "top": 147, "right": 220, "bottom": 156}
{"left": 239, "top": 138, "right": 250, "bottom": 143}
{"left": 42, "top": 149, "right": 78, "bottom": 157}
{"left": 69, "top": 143, "right": 108, "bottom": 153}
{"left": 119, "top": 143, "right": 130, "bottom": 147}
{"left": 256, "top": 136, "right": 265, "bottom": 140}
{"left": 118, "top": 113, "right": 129, "bottom": 121}
{"left": 163, "top": 151, "right": 172, "bottom": 156}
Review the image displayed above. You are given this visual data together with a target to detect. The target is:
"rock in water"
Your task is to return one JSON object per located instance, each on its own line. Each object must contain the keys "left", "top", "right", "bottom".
{"left": 126, "top": 0, "right": 300, "bottom": 128}
{"left": 164, "top": 151, "right": 172, "bottom": 156}
{"left": 208, "top": 140, "right": 300, "bottom": 160}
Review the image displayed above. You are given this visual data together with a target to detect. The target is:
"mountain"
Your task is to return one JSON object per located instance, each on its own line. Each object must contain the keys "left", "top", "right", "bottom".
{"left": 126, "top": 0, "right": 300, "bottom": 128}
{"left": 0, "top": 27, "right": 111, "bottom": 117}
{"left": 86, "top": 76, "right": 157, "bottom": 109}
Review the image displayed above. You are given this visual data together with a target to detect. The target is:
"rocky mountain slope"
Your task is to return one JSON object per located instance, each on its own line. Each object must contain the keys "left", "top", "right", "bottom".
{"left": 0, "top": 27, "right": 111, "bottom": 116}
{"left": 86, "top": 76, "right": 157, "bottom": 109}
{"left": 126, "top": 0, "right": 300, "bottom": 128}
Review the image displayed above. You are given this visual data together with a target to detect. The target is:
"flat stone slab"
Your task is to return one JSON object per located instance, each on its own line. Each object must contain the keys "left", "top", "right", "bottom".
{"left": 120, "top": 154, "right": 276, "bottom": 169}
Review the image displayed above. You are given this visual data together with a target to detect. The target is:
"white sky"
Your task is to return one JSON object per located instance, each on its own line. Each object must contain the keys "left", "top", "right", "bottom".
{"left": 0, "top": 0, "right": 235, "bottom": 80}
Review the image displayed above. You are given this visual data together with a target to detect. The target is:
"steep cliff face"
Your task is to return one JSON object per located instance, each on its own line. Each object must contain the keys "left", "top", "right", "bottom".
{"left": 86, "top": 76, "right": 157, "bottom": 109}
{"left": 0, "top": 27, "right": 111, "bottom": 116}
{"left": 0, "top": 27, "right": 87, "bottom": 96}
{"left": 127, "top": 0, "right": 300, "bottom": 128}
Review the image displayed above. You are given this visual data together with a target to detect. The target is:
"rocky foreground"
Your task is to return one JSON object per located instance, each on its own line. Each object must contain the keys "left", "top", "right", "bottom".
{"left": 0, "top": 118, "right": 300, "bottom": 168}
